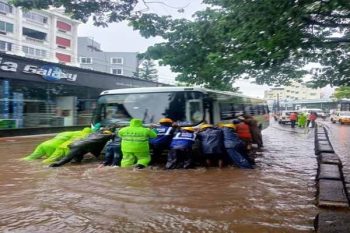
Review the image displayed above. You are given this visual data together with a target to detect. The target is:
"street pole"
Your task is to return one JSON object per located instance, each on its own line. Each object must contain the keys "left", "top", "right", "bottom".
{"left": 277, "top": 93, "right": 280, "bottom": 112}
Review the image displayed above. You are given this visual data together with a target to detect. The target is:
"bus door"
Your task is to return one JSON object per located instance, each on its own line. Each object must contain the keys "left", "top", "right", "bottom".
{"left": 186, "top": 99, "right": 204, "bottom": 125}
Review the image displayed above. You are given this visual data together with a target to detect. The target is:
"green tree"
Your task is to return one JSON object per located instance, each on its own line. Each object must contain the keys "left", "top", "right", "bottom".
{"left": 333, "top": 86, "right": 350, "bottom": 99}
{"left": 11, "top": 0, "right": 350, "bottom": 90}
{"left": 132, "top": 0, "right": 350, "bottom": 89}
{"left": 138, "top": 58, "right": 159, "bottom": 82}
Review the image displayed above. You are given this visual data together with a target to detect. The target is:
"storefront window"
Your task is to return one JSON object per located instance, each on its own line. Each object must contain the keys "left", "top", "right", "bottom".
{"left": 0, "top": 79, "right": 100, "bottom": 129}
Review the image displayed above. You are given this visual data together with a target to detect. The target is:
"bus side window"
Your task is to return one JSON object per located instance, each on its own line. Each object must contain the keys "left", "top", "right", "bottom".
{"left": 265, "top": 105, "right": 270, "bottom": 114}
{"left": 244, "top": 105, "right": 254, "bottom": 115}
{"left": 234, "top": 104, "right": 243, "bottom": 117}
{"left": 256, "top": 105, "right": 261, "bottom": 115}
{"left": 186, "top": 100, "right": 204, "bottom": 123}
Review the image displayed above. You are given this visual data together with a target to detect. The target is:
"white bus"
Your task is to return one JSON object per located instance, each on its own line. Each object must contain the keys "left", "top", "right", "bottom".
{"left": 91, "top": 87, "right": 269, "bottom": 129}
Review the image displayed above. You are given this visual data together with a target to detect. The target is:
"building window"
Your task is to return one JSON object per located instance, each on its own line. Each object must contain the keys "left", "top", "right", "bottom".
{"left": 0, "top": 2, "right": 12, "bottom": 14}
{"left": 0, "top": 21, "right": 14, "bottom": 33}
{"left": 80, "top": 57, "right": 92, "bottom": 64}
{"left": 22, "top": 46, "right": 47, "bottom": 58}
{"left": 23, "top": 11, "right": 48, "bottom": 24}
{"left": 111, "top": 68, "right": 123, "bottom": 75}
{"left": 0, "top": 40, "right": 12, "bottom": 51}
{"left": 56, "top": 53, "right": 71, "bottom": 63}
{"left": 111, "top": 57, "right": 123, "bottom": 64}
{"left": 57, "top": 21, "right": 72, "bottom": 32}
{"left": 23, "top": 27, "right": 47, "bottom": 41}
{"left": 56, "top": 36, "right": 71, "bottom": 48}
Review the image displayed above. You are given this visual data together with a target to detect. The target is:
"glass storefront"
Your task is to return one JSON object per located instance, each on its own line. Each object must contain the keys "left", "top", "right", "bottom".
{"left": 0, "top": 79, "right": 101, "bottom": 129}
{"left": 0, "top": 53, "right": 160, "bottom": 131}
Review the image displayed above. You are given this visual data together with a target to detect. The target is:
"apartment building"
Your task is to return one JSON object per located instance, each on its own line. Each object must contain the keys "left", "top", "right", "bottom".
{"left": 78, "top": 37, "right": 139, "bottom": 77}
{"left": 264, "top": 82, "right": 322, "bottom": 101}
{"left": 0, "top": 0, "right": 79, "bottom": 65}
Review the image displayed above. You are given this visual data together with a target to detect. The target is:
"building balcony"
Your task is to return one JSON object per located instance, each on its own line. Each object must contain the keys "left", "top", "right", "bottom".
{"left": 24, "top": 36, "right": 49, "bottom": 46}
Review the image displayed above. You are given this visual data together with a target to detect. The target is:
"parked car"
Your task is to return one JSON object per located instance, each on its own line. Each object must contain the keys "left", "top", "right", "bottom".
{"left": 330, "top": 111, "right": 350, "bottom": 124}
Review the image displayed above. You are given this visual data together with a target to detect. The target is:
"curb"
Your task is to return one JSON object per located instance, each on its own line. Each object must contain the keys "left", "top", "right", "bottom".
{"left": 314, "top": 124, "right": 350, "bottom": 232}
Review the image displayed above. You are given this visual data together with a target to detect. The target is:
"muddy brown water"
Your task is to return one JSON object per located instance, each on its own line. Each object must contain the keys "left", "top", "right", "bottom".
{"left": 0, "top": 125, "right": 318, "bottom": 233}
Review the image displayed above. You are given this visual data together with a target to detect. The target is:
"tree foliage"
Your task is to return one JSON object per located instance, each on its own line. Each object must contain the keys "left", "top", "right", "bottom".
{"left": 333, "top": 86, "right": 350, "bottom": 99}
{"left": 11, "top": 0, "right": 350, "bottom": 90}
{"left": 137, "top": 58, "right": 159, "bottom": 82}
{"left": 133, "top": 0, "right": 350, "bottom": 89}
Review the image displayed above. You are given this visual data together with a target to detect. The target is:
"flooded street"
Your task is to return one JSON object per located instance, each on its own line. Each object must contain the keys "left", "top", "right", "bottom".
{"left": 0, "top": 124, "right": 319, "bottom": 233}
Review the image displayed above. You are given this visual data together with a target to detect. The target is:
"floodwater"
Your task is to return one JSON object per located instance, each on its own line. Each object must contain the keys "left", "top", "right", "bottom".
{"left": 0, "top": 123, "right": 318, "bottom": 233}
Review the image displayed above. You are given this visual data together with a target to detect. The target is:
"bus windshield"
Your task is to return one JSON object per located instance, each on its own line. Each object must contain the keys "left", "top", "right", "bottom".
{"left": 92, "top": 91, "right": 205, "bottom": 126}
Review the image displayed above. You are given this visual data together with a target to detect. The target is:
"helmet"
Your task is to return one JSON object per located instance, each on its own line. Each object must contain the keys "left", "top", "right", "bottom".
{"left": 200, "top": 124, "right": 213, "bottom": 130}
{"left": 182, "top": 127, "right": 195, "bottom": 132}
{"left": 159, "top": 118, "right": 173, "bottom": 124}
{"left": 223, "top": 124, "right": 235, "bottom": 129}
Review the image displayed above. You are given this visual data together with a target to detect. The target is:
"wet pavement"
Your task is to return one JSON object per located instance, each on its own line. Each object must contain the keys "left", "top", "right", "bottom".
{"left": 0, "top": 123, "right": 319, "bottom": 233}
{"left": 319, "top": 120, "right": 350, "bottom": 184}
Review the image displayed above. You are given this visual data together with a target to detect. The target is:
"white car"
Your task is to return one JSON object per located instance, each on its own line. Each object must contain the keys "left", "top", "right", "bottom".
{"left": 330, "top": 111, "right": 350, "bottom": 124}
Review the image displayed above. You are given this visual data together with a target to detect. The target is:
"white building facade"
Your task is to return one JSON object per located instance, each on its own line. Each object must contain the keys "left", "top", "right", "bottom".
{"left": 78, "top": 37, "right": 140, "bottom": 77}
{"left": 0, "top": 0, "right": 79, "bottom": 66}
{"left": 264, "top": 82, "right": 322, "bottom": 101}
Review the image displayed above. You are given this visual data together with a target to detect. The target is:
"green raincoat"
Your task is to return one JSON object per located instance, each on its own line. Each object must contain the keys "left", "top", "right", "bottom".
{"left": 298, "top": 113, "right": 307, "bottom": 128}
{"left": 118, "top": 119, "right": 157, "bottom": 167}
{"left": 42, "top": 127, "right": 92, "bottom": 164}
{"left": 24, "top": 131, "right": 78, "bottom": 161}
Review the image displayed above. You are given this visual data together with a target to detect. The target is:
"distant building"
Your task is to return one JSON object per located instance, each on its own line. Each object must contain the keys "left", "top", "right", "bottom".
{"left": 0, "top": 0, "right": 79, "bottom": 66}
{"left": 78, "top": 37, "right": 139, "bottom": 77}
{"left": 264, "top": 82, "right": 322, "bottom": 101}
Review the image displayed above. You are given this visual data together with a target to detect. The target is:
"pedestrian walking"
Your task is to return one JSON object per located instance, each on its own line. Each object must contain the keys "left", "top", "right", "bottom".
{"left": 298, "top": 113, "right": 307, "bottom": 128}
{"left": 289, "top": 112, "right": 298, "bottom": 128}
{"left": 307, "top": 112, "right": 317, "bottom": 128}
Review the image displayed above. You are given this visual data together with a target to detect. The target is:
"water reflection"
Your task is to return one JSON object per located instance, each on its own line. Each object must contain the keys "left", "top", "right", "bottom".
{"left": 0, "top": 126, "right": 318, "bottom": 232}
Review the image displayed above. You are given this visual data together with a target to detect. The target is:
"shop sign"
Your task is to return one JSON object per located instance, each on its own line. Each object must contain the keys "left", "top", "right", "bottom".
{"left": 0, "top": 57, "right": 77, "bottom": 82}
{"left": 23, "top": 65, "right": 77, "bottom": 81}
